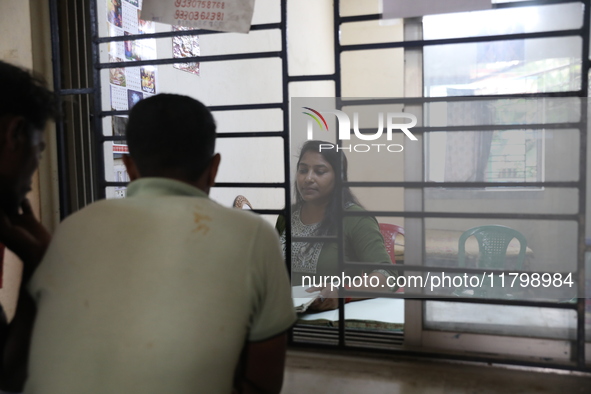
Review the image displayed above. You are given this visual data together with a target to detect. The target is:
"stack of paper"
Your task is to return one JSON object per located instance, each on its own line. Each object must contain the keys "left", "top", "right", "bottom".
{"left": 292, "top": 286, "right": 321, "bottom": 313}
{"left": 298, "top": 298, "right": 405, "bottom": 325}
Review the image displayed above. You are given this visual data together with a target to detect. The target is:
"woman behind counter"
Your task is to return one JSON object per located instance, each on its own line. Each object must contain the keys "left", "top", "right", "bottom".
{"left": 276, "top": 140, "right": 397, "bottom": 311}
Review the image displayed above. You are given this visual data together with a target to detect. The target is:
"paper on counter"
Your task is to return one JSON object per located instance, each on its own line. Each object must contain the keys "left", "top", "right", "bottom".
{"left": 298, "top": 298, "right": 404, "bottom": 325}
{"left": 292, "top": 285, "right": 321, "bottom": 313}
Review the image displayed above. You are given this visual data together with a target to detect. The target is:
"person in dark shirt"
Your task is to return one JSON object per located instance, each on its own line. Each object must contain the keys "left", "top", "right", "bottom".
{"left": 0, "top": 60, "right": 56, "bottom": 392}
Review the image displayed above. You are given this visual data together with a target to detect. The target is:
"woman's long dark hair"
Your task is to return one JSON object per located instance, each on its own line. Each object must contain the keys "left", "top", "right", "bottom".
{"left": 294, "top": 140, "right": 361, "bottom": 236}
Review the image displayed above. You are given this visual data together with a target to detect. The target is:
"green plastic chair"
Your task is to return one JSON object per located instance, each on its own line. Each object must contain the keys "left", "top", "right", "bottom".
{"left": 456, "top": 225, "right": 527, "bottom": 299}
{"left": 458, "top": 225, "right": 527, "bottom": 270}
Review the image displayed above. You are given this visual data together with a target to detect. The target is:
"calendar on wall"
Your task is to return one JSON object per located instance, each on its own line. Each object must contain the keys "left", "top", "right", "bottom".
{"left": 107, "top": 0, "right": 159, "bottom": 198}
{"left": 107, "top": 0, "right": 158, "bottom": 113}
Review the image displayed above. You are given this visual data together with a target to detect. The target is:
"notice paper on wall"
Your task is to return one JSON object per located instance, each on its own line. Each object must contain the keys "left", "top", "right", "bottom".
{"left": 106, "top": 0, "right": 158, "bottom": 113}
{"left": 141, "top": 0, "right": 255, "bottom": 34}
{"left": 382, "top": 0, "right": 491, "bottom": 19}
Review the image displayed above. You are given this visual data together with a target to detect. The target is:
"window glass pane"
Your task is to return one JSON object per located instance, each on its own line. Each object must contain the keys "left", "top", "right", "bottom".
{"left": 349, "top": 188, "right": 406, "bottom": 212}
{"left": 424, "top": 188, "right": 578, "bottom": 215}
{"left": 425, "top": 301, "right": 576, "bottom": 340}
{"left": 339, "top": 0, "right": 381, "bottom": 17}
{"left": 425, "top": 128, "right": 580, "bottom": 183}
{"left": 288, "top": 0, "right": 334, "bottom": 76}
{"left": 350, "top": 186, "right": 580, "bottom": 215}
{"left": 425, "top": 98, "right": 581, "bottom": 127}
{"left": 424, "top": 37, "right": 582, "bottom": 96}
{"left": 340, "top": 20, "right": 403, "bottom": 46}
{"left": 424, "top": 3, "right": 583, "bottom": 40}
{"left": 101, "top": 58, "right": 282, "bottom": 112}
{"left": 215, "top": 137, "right": 284, "bottom": 183}
{"left": 424, "top": 98, "right": 582, "bottom": 184}
{"left": 341, "top": 49, "right": 405, "bottom": 97}
{"left": 289, "top": 81, "right": 336, "bottom": 101}
{"left": 344, "top": 135, "right": 407, "bottom": 183}
{"left": 213, "top": 109, "right": 283, "bottom": 133}
{"left": 99, "top": 29, "right": 281, "bottom": 60}
{"left": 209, "top": 187, "right": 285, "bottom": 210}
{"left": 420, "top": 218, "right": 578, "bottom": 301}
{"left": 251, "top": 0, "right": 280, "bottom": 24}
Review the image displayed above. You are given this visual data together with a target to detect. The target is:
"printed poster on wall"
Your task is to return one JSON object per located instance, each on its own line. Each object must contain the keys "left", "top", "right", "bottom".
{"left": 107, "top": 0, "right": 158, "bottom": 115}
{"left": 172, "top": 26, "right": 200, "bottom": 76}
{"left": 141, "top": 0, "right": 255, "bottom": 34}
{"left": 107, "top": 0, "right": 159, "bottom": 198}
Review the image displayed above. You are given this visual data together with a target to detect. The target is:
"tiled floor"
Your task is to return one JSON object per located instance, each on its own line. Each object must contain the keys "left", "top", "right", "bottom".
{"left": 282, "top": 349, "right": 591, "bottom": 394}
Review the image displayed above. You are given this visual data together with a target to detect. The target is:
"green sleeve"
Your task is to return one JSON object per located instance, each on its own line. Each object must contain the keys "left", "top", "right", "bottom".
{"left": 344, "top": 209, "right": 398, "bottom": 290}
{"left": 344, "top": 210, "right": 392, "bottom": 265}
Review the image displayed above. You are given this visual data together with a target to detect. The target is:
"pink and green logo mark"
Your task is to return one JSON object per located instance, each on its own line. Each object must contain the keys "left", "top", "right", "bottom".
{"left": 302, "top": 107, "right": 329, "bottom": 139}
{"left": 302, "top": 106, "right": 418, "bottom": 143}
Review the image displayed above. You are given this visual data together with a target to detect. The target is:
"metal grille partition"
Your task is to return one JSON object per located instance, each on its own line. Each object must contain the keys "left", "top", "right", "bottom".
{"left": 328, "top": 0, "right": 591, "bottom": 372}
{"left": 48, "top": 0, "right": 591, "bottom": 372}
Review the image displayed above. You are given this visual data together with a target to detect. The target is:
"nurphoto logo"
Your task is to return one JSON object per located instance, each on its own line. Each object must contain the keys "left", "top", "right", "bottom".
{"left": 302, "top": 107, "right": 418, "bottom": 153}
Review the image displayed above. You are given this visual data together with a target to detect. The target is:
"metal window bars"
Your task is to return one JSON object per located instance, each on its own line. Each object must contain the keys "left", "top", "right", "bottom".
{"left": 48, "top": 0, "right": 591, "bottom": 371}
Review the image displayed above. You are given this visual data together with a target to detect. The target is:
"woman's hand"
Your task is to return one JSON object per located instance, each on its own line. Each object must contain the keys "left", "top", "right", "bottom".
{"left": 346, "top": 271, "right": 392, "bottom": 299}
{"left": 304, "top": 272, "right": 393, "bottom": 312}
{"left": 0, "top": 199, "right": 50, "bottom": 283}
{"left": 306, "top": 287, "right": 339, "bottom": 312}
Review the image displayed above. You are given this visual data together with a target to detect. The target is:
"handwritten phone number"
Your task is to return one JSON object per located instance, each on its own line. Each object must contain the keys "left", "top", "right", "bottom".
{"left": 174, "top": 10, "right": 224, "bottom": 21}
{"left": 175, "top": 0, "right": 225, "bottom": 9}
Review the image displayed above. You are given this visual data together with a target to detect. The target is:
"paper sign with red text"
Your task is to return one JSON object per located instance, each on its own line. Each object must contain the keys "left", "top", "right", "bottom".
{"left": 141, "top": 0, "right": 255, "bottom": 33}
